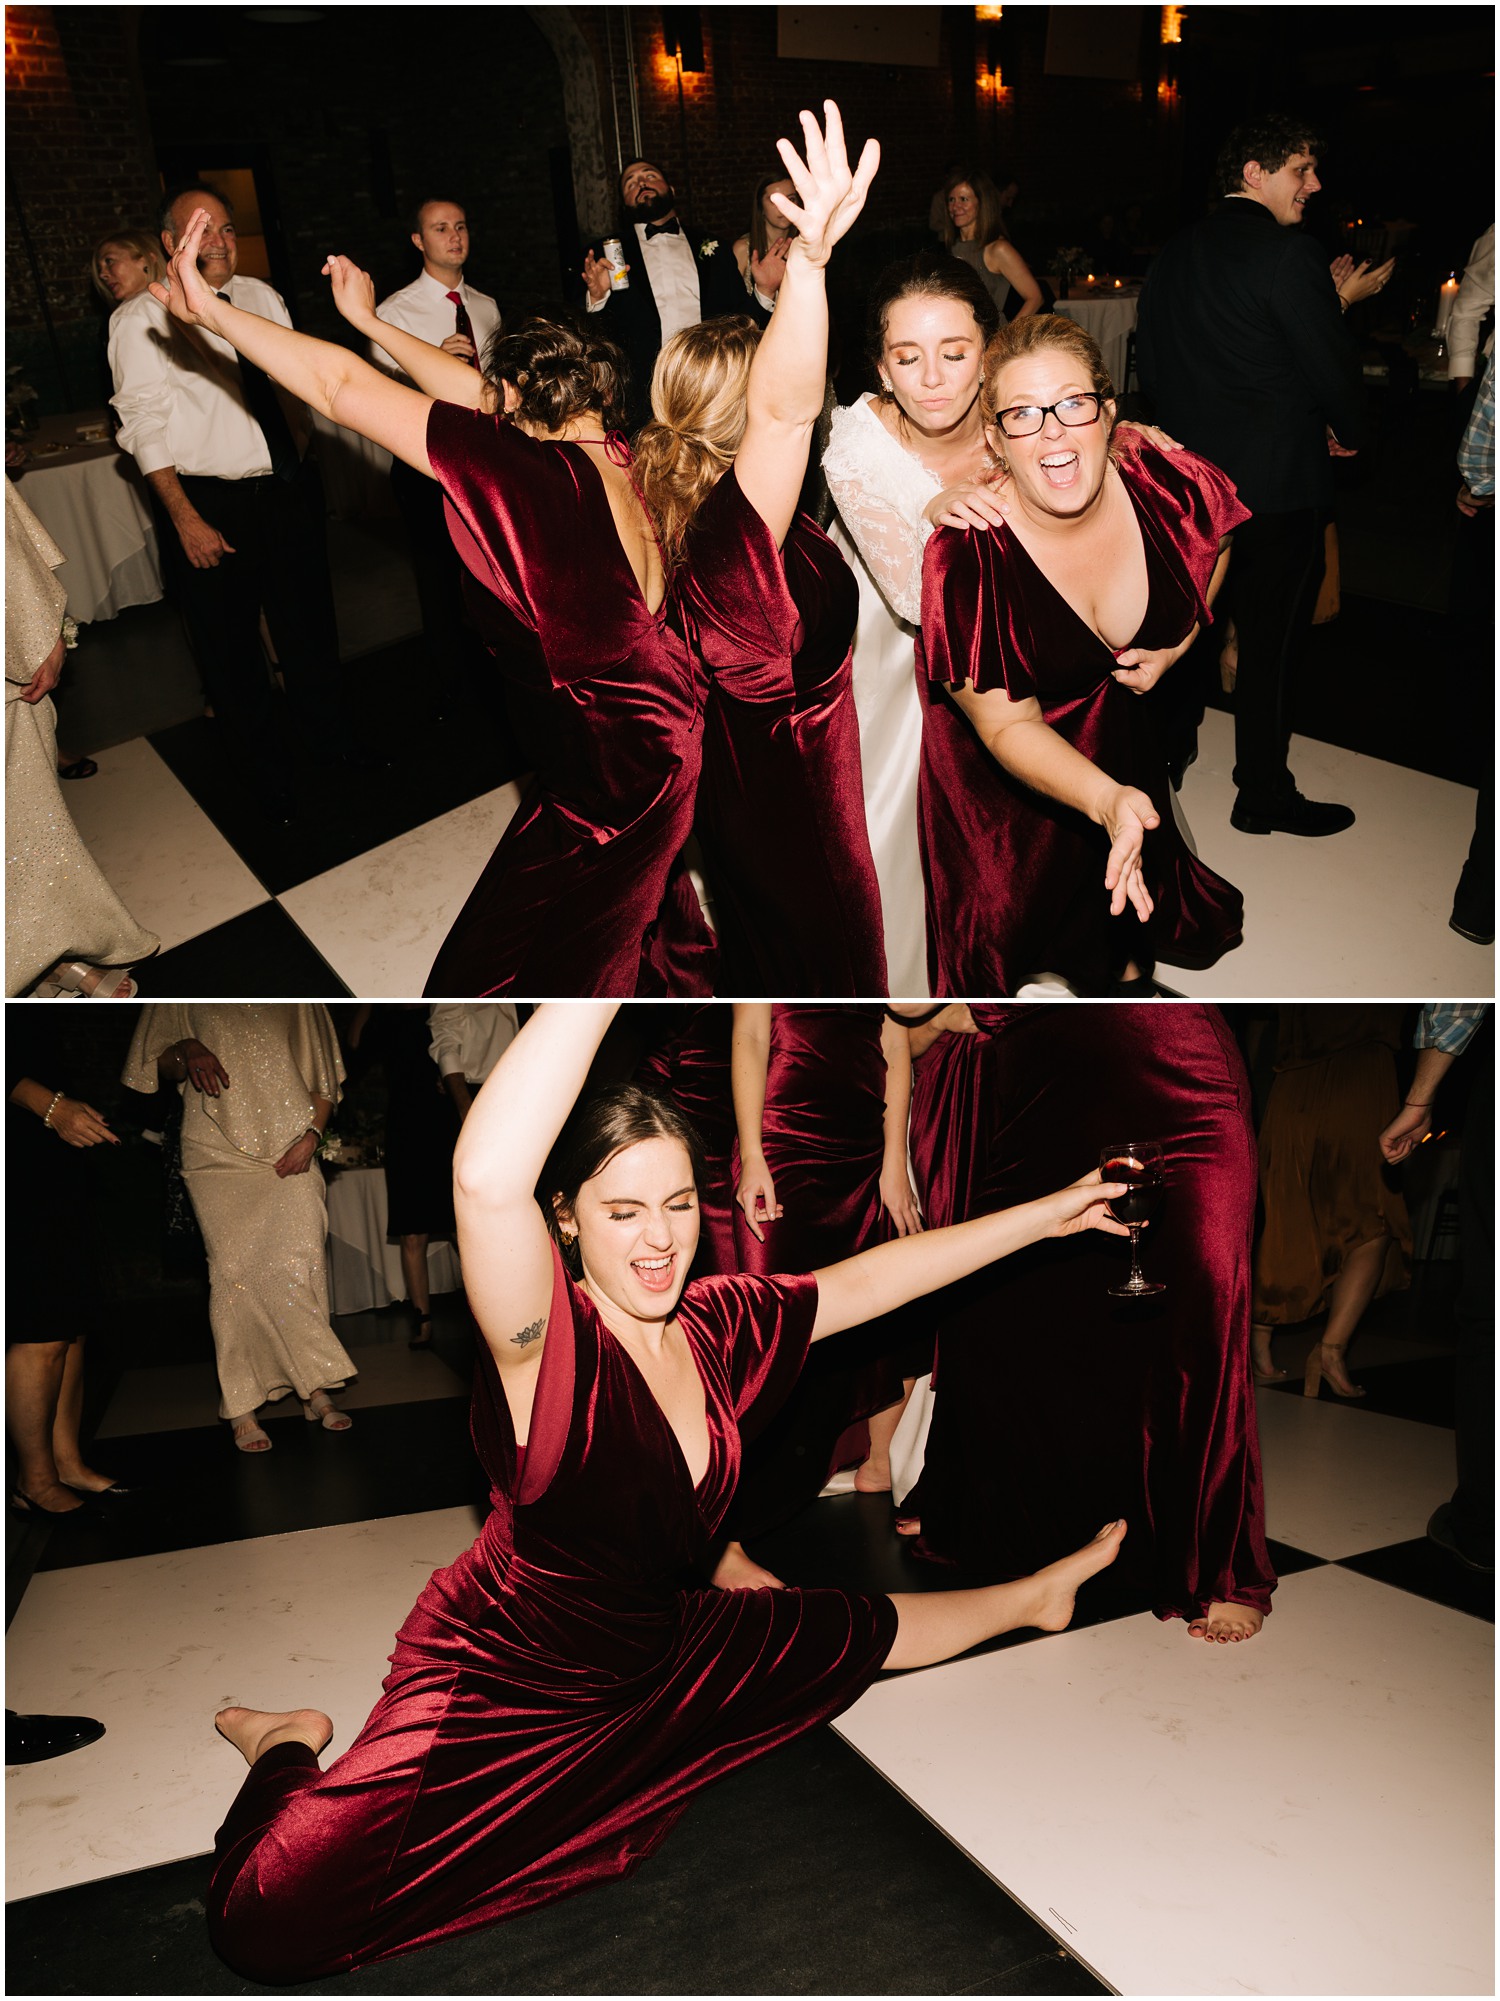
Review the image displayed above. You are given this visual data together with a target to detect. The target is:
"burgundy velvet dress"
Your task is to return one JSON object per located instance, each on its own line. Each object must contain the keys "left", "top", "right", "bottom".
{"left": 635, "top": 1003, "right": 738, "bottom": 1275}
{"left": 907, "top": 1003, "right": 1275, "bottom": 1624}
{"left": 918, "top": 444, "right": 1249, "bottom": 995}
{"left": 683, "top": 473, "right": 886, "bottom": 995}
{"left": 207, "top": 1243, "right": 897, "bottom": 1984}
{"left": 728, "top": 1006, "right": 907, "bottom": 1538}
{"left": 423, "top": 405, "right": 713, "bottom": 997}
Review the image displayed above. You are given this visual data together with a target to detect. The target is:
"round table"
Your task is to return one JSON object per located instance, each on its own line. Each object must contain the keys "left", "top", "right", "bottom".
{"left": 1045, "top": 285, "right": 1141, "bottom": 397}
{"left": 10, "top": 410, "right": 162, "bottom": 624}
{"left": 325, "top": 1164, "right": 463, "bottom": 1316}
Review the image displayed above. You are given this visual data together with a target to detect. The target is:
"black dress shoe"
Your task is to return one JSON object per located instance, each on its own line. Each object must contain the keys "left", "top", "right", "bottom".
{"left": 1449, "top": 910, "right": 1495, "bottom": 947}
{"left": 1230, "top": 790, "right": 1356, "bottom": 837}
{"left": 1427, "top": 1502, "right": 1494, "bottom": 1573}
{"left": 61, "top": 1477, "right": 143, "bottom": 1501}
{"left": 6, "top": 1710, "right": 106, "bottom": 1765}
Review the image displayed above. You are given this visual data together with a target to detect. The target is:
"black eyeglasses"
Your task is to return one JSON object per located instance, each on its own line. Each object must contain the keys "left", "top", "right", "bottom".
{"left": 993, "top": 392, "right": 1105, "bottom": 439}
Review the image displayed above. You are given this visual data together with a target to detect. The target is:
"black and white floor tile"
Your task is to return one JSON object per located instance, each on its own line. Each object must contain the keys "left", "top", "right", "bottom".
{"left": 5, "top": 1287, "right": 1491, "bottom": 1996}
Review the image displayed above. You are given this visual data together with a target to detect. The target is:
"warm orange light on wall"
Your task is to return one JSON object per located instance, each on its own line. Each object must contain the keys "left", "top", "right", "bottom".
{"left": 1161, "top": 6, "right": 1185, "bottom": 42}
{"left": 975, "top": 4, "right": 1004, "bottom": 19}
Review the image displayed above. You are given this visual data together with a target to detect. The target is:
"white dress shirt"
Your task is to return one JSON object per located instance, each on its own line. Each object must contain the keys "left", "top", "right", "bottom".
{"left": 587, "top": 222, "right": 704, "bottom": 340}
{"left": 1447, "top": 224, "right": 1495, "bottom": 381}
{"left": 427, "top": 1005, "right": 520, "bottom": 1085}
{"left": 370, "top": 271, "right": 501, "bottom": 379}
{"left": 109, "top": 276, "right": 297, "bottom": 480}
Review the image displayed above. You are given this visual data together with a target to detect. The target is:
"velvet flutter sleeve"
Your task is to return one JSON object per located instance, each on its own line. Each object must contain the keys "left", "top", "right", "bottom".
{"left": 1120, "top": 442, "right": 1252, "bottom": 630}
{"left": 679, "top": 1271, "right": 820, "bottom": 1438}
{"left": 919, "top": 525, "right": 1039, "bottom": 700}
{"left": 424, "top": 402, "right": 640, "bottom": 683}
{"left": 681, "top": 469, "right": 803, "bottom": 700}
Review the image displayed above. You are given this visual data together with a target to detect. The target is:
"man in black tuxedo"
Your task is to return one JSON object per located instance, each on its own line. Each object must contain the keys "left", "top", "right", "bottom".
{"left": 582, "top": 158, "right": 769, "bottom": 429}
{"left": 1138, "top": 112, "right": 1369, "bottom": 836}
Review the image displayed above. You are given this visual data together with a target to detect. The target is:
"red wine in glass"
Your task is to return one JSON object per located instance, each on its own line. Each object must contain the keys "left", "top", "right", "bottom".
{"left": 1100, "top": 1142, "right": 1165, "bottom": 1296}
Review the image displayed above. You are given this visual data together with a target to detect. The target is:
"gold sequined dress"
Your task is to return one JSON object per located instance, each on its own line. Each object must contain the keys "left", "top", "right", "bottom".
{"left": 5, "top": 479, "right": 158, "bottom": 994}
{"left": 123, "top": 1005, "right": 356, "bottom": 1420}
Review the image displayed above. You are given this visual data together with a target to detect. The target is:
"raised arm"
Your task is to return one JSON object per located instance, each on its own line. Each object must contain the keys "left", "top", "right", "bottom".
{"left": 949, "top": 678, "right": 1160, "bottom": 921}
{"left": 153, "top": 210, "right": 435, "bottom": 476}
{"left": 730, "top": 1004, "right": 781, "bottom": 1243}
{"left": 811, "top": 1169, "right": 1127, "bottom": 1338}
{"left": 734, "top": 101, "right": 879, "bottom": 547}
{"left": 323, "top": 255, "right": 490, "bottom": 412}
{"left": 453, "top": 1002, "right": 617, "bottom": 1372}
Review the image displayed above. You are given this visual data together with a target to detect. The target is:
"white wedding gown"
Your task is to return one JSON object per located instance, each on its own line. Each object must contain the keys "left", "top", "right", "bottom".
{"left": 823, "top": 395, "right": 942, "bottom": 999}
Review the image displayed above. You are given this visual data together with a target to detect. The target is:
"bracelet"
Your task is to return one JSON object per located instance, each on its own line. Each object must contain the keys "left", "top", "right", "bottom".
{"left": 304, "top": 1126, "right": 323, "bottom": 1144}
{"left": 1403, "top": 1100, "right": 1432, "bottom": 1110}
{"left": 42, "top": 1089, "right": 64, "bottom": 1129}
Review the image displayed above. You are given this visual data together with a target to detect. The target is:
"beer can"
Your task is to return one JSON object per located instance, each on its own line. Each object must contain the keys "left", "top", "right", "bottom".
{"left": 603, "top": 237, "right": 630, "bottom": 291}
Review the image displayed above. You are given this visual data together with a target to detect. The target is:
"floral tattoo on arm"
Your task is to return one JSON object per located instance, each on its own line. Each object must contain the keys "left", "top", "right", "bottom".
{"left": 510, "top": 1317, "right": 544, "bottom": 1350}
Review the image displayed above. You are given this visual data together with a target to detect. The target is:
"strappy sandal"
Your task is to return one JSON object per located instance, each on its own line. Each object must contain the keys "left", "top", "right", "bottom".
{"left": 35, "top": 961, "right": 138, "bottom": 999}
{"left": 302, "top": 1390, "right": 352, "bottom": 1432}
{"left": 58, "top": 756, "right": 98, "bottom": 780}
{"left": 231, "top": 1418, "right": 272, "bottom": 1454}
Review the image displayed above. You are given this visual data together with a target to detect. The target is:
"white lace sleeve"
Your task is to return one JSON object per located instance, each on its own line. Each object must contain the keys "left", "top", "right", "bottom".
{"left": 822, "top": 398, "right": 943, "bottom": 626}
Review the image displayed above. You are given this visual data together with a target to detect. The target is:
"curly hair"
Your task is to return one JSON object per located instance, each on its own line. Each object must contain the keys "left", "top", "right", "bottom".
{"left": 1214, "top": 113, "right": 1325, "bottom": 198}
{"left": 486, "top": 314, "right": 627, "bottom": 435}
{"left": 88, "top": 229, "right": 166, "bottom": 303}
{"left": 865, "top": 250, "right": 1000, "bottom": 384}
{"left": 632, "top": 314, "right": 762, "bottom": 573}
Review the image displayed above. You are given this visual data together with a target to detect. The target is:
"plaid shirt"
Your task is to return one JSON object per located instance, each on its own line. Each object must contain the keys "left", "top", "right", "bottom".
{"left": 1458, "top": 352, "right": 1495, "bottom": 496}
{"left": 1416, "top": 1004, "right": 1489, "bottom": 1055}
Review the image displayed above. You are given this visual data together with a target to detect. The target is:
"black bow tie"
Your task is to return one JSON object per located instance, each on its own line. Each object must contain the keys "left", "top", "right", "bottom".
{"left": 643, "top": 218, "right": 681, "bottom": 240}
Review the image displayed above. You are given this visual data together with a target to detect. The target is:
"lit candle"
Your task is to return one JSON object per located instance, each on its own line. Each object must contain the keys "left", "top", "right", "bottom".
{"left": 1114, "top": 277, "right": 1122, "bottom": 289}
{"left": 1435, "top": 274, "right": 1459, "bottom": 337}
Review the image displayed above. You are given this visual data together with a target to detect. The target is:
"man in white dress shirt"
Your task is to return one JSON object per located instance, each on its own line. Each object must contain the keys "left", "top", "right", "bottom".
{"left": 371, "top": 200, "right": 502, "bottom": 712}
{"left": 109, "top": 183, "right": 349, "bottom": 815}
{"left": 582, "top": 158, "right": 767, "bottom": 428}
{"left": 427, "top": 1004, "right": 520, "bottom": 1124}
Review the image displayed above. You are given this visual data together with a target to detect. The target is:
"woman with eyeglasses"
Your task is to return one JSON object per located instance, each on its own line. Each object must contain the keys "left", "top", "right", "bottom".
{"left": 919, "top": 315, "right": 1247, "bottom": 996}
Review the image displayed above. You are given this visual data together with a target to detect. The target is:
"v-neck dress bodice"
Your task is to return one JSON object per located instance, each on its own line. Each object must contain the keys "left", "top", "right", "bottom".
{"left": 917, "top": 442, "right": 1249, "bottom": 995}
{"left": 206, "top": 1241, "right": 896, "bottom": 1983}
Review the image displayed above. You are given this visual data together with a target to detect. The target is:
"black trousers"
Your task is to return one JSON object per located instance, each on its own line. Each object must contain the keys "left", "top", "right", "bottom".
{"left": 389, "top": 457, "right": 489, "bottom": 697}
{"left": 157, "top": 465, "right": 343, "bottom": 797}
{"left": 1222, "top": 506, "right": 1326, "bottom": 803}
{"left": 1449, "top": 506, "right": 1494, "bottom": 926}
{"left": 1452, "top": 1022, "right": 1494, "bottom": 1563}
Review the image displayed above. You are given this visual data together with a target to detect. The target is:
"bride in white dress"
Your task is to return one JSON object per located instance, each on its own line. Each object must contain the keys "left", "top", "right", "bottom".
{"left": 823, "top": 255, "right": 1007, "bottom": 997}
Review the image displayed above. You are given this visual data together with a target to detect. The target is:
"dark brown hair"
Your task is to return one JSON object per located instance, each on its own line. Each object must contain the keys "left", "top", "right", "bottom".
{"left": 540, "top": 1085, "right": 707, "bottom": 1257}
{"left": 865, "top": 250, "right": 1001, "bottom": 382}
{"left": 487, "top": 314, "right": 627, "bottom": 434}
{"left": 1214, "top": 113, "right": 1325, "bottom": 198}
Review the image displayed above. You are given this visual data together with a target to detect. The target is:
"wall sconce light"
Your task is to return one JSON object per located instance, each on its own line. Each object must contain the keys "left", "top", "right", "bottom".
{"left": 975, "top": 3, "right": 1004, "bottom": 18}
{"left": 1160, "top": 6, "right": 1184, "bottom": 44}
{"left": 662, "top": 7, "right": 705, "bottom": 76}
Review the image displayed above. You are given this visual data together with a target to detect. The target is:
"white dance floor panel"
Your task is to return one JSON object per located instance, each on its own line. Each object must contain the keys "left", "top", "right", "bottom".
{"left": 834, "top": 1565, "right": 1493, "bottom": 1997}
{"left": 1253, "top": 1383, "right": 1460, "bottom": 1560}
{"left": 4, "top": 1507, "right": 483, "bottom": 1901}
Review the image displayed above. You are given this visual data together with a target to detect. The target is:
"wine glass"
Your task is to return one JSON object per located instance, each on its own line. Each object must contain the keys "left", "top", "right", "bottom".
{"left": 1099, "top": 1141, "right": 1165, "bottom": 1297}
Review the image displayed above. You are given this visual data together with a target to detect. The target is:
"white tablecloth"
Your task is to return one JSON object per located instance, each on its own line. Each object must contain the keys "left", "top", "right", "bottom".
{"left": 1049, "top": 291, "right": 1141, "bottom": 396}
{"left": 13, "top": 414, "right": 162, "bottom": 624}
{"left": 325, "top": 1165, "right": 463, "bottom": 1315}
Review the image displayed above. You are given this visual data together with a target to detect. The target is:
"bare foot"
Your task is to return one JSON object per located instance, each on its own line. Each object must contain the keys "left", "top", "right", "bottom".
{"left": 894, "top": 1514, "right": 921, "bottom": 1537}
{"left": 1029, "top": 1519, "right": 1128, "bottom": 1632}
{"left": 852, "top": 1458, "right": 891, "bottom": 1494}
{"left": 711, "top": 1540, "right": 785, "bottom": 1591}
{"left": 215, "top": 1705, "right": 333, "bottom": 1766}
{"left": 1186, "top": 1602, "right": 1264, "bottom": 1643}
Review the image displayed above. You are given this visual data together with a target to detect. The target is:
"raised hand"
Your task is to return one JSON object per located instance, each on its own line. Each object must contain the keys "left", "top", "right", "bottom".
{"left": 769, "top": 100, "right": 879, "bottom": 270}
{"left": 322, "top": 253, "right": 379, "bottom": 330}
{"left": 149, "top": 208, "right": 221, "bottom": 330}
{"left": 749, "top": 233, "right": 792, "bottom": 297}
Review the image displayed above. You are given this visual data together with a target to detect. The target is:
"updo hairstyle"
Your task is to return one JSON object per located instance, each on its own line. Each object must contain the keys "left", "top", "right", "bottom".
{"left": 487, "top": 314, "right": 627, "bottom": 434}
{"left": 540, "top": 1084, "right": 707, "bottom": 1268}
{"left": 632, "top": 314, "right": 762, "bottom": 571}
{"left": 864, "top": 249, "right": 1000, "bottom": 394}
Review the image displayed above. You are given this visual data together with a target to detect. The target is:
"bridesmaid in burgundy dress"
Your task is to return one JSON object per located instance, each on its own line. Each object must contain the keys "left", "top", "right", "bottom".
{"left": 919, "top": 313, "right": 1247, "bottom": 995}
{"left": 632, "top": 103, "right": 886, "bottom": 994}
{"left": 153, "top": 214, "right": 710, "bottom": 999}
{"left": 204, "top": 999, "right": 1134, "bottom": 1983}
{"left": 904, "top": 1001, "right": 1275, "bottom": 1642}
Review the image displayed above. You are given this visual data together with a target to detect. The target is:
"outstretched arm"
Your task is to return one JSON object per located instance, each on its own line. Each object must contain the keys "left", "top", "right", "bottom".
{"left": 950, "top": 680, "right": 1160, "bottom": 920}
{"left": 453, "top": 1003, "right": 617, "bottom": 1371}
{"left": 153, "top": 209, "right": 435, "bottom": 475}
{"left": 735, "top": 100, "right": 879, "bottom": 547}
{"left": 324, "top": 255, "right": 490, "bottom": 412}
{"left": 812, "top": 1170, "right": 1127, "bottom": 1338}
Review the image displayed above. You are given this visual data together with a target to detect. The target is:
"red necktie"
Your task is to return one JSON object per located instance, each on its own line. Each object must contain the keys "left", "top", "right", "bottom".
{"left": 447, "top": 291, "right": 481, "bottom": 370}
